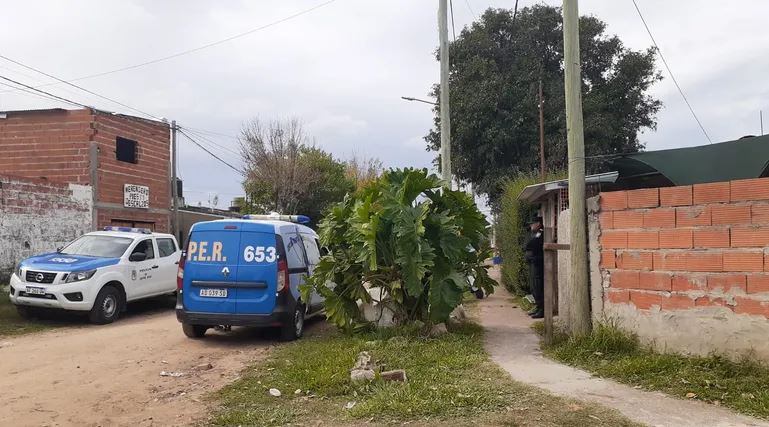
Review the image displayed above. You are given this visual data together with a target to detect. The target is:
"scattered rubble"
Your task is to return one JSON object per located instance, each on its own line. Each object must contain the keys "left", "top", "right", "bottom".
{"left": 160, "top": 371, "right": 185, "bottom": 377}
{"left": 380, "top": 369, "right": 407, "bottom": 382}
{"left": 350, "top": 351, "right": 376, "bottom": 382}
{"left": 194, "top": 362, "right": 214, "bottom": 371}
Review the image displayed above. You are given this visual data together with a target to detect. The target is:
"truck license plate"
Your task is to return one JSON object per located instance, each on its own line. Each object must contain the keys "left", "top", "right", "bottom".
{"left": 25, "top": 286, "right": 46, "bottom": 295}
{"left": 200, "top": 288, "right": 227, "bottom": 298}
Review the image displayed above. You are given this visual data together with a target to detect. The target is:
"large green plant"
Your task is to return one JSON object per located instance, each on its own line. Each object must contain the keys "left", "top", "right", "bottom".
{"left": 301, "top": 168, "right": 496, "bottom": 332}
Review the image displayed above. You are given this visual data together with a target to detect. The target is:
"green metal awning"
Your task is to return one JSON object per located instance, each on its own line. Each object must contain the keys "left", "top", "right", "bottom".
{"left": 612, "top": 135, "right": 769, "bottom": 187}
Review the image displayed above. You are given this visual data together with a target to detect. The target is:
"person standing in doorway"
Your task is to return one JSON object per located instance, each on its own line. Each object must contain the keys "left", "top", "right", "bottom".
{"left": 525, "top": 215, "right": 545, "bottom": 319}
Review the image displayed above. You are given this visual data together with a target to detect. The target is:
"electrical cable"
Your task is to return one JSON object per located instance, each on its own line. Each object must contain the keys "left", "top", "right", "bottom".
{"left": 180, "top": 126, "right": 241, "bottom": 157}
{"left": 0, "top": 74, "right": 91, "bottom": 109}
{"left": 0, "top": 54, "right": 163, "bottom": 121}
{"left": 631, "top": 0, "right": 712, "bottom": 144}
{"left": 463, "top": 0, "right": 477, "bottom": 18}
{"left": 0, "top": 0, "right": 337, "bottom": 95}
{"left": 449, "top": 0, "right": 457, "bottom": 41}
{"left": 178, "top": 128, "right": 243, "bottom": 174}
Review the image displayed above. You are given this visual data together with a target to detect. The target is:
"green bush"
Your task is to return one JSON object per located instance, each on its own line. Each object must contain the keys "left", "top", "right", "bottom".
{"left": 302, "top": 168, "right": 496, "bottom": 332}
{"left": 496, "top": 172, "right": 565, "bottom": 295}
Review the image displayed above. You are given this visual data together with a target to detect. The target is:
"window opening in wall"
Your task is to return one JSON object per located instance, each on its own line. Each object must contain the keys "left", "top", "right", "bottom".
{"left": 116, "top": 137, "right": 138, "bottom": 163}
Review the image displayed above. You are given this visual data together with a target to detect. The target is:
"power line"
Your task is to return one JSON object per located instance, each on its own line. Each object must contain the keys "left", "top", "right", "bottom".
{"left": 180, "top": 126, "right": 241, "bottom": 157}
{"left": 178, "top": 128, "right": 243, "bottom": 174}
{"left": 0, "top": 54, "right": 163, "bottom": 121}
{"left": 0, "top": 0, "right": 337, "bottom": 95}
{"left": 0, "top": 74, "right": 91, "bottom": 109}
{"left": 631, "top": 0, "right": 712, "bottom": 144}
{"left": 182, "top": 126, "right": 239, "bottom": 140}
{"left": 463, "top": 0, "right": 477, "bottom": 18}
{"left": 449, "top": 0, "right": 457, "bottom": 41}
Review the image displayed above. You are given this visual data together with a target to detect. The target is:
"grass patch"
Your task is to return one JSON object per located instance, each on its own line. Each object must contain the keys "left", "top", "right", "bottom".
{"left": 539, "top": 321, "right": 769, "bottom": 419}
{"left": 0, "top": 293, "right": 59, "bottom": 337}
{"left": 212, "top": 322, "right": 638, "bottom": 426}
{"left": 511, "top": 294, "right": 535, "bottom": 313}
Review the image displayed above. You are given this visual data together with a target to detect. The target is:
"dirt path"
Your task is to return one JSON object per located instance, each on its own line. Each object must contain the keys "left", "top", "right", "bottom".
{"left": 478, "top": 268, "right": 768, "bottom": 427}
{"left": 0, "top": 301, "right": 305, "bottom": 427}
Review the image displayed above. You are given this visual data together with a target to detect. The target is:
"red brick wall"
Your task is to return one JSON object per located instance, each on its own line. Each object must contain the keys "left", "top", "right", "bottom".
{"left": 92, "top": 112, "right": 170, "bottom": 209}
{"left": 600, "top": 177, "right": 769, "bottom": 318}
{"left": 0, "top": 109, "right": 93, "bottom": 184}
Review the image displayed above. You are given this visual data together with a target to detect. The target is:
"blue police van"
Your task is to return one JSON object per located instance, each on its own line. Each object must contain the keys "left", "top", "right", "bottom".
{"left": 175, "top": 214, "right": 324, "bottom": 340}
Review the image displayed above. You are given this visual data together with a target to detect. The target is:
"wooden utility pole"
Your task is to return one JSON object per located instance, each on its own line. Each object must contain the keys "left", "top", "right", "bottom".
{"left": 438, "top": 0, "right": 452, "bottom": 188}
{"left": 171, "top": 120, "right": 180, "bottom": 242}
{"left": 562, "top": 0, "right": 590, "bottom": 336}
{"left": 538, "top": 79, "right": 546, "bottom": 180}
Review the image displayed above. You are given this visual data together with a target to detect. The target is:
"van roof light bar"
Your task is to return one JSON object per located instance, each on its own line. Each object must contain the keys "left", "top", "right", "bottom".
{"left": 103, "top": 226, "right": 152, "bottom": 234}
{"left": 242, "top": 213, "right": 310, "bottom": 224}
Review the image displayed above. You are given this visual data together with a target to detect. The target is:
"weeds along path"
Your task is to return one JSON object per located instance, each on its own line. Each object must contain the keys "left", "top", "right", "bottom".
{"left": 479, "top": 267, "right": 769, "bottom": 427}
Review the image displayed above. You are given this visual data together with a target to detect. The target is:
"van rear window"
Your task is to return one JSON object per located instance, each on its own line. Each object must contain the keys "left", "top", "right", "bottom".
{"left": 284, "top": 234, "right": 306, "bottom": 269}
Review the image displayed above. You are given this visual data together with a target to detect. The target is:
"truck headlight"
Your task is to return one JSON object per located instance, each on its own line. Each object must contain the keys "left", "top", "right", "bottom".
{"left": 14, "top": 262, "right": 23, "bottom": 280}
{"left": 64, "top": 270, "right": 97, "bottom": 283}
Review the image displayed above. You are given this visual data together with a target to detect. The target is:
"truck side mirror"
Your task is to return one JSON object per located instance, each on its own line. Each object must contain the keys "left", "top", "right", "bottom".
{"left": 129, "top": 252, "right": 147, "bottom": 262}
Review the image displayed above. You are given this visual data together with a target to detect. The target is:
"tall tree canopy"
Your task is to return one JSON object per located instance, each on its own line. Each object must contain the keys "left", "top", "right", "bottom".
{"left": 239, "top": 118, "right": 354, "bottom": 224}
{"left": 425, "top": 5, "right": 662, "bottom": 202}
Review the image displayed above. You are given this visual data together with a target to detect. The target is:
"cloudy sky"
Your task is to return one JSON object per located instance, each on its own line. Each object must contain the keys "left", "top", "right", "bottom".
{"left": 1, "top": 0, "right": 768, "bottom": 208}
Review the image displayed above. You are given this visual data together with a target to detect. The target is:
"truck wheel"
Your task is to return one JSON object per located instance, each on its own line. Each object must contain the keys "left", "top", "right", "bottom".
{"left": 16, "top": 305, "right": 35, "bottom": 319}
{"left": 89, "top": 285, "right": 122, "bottom": 324}
{"left": 182, "top": 323, "right": 208, "bottom": 338}
{"left": 280, "top": 304, "right": 305, "bottom": 341}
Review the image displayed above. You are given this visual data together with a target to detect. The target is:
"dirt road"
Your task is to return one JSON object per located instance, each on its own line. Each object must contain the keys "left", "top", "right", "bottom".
{"left": 0, "top": 300, "right": 295, "bottom": 427}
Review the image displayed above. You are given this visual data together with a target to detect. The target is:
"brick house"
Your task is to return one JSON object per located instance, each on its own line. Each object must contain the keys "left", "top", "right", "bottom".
{"left": 0, "top": 108, "right": 171, "bottom": 231}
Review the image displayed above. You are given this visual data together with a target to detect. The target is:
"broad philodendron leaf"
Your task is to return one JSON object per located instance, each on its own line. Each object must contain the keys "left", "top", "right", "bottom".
{"left": 428, "top": 270, "right": 465, "bottom": 323}
{"left": 394, "top": 203, "right": 435, "bottom": 297}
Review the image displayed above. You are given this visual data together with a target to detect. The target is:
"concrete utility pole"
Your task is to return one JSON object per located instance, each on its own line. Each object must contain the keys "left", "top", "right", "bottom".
{"left": 438, "top": 0, "right": 452, "bottom": 188}
{"left": 538, "top": 79, "right": 546, "bottom": 180}
{"left": 562, "top": 0, "right": 591, "bottom": 336}
{"left": 171, "top": 120, "right": 180, "bottom": 242}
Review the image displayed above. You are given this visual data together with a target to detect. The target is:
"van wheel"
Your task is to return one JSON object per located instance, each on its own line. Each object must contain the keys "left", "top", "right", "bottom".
{"left": 182, "top": 323, "right": 208, "bottom": 338}
{"left": 281, "top": 304, "right": 305, "bottom": 341}
{"left": 89, "top": 286, "right": 122, "bottom": 324}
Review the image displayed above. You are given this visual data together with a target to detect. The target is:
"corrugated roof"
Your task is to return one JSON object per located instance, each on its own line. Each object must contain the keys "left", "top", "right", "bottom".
{"left": 518, "top": 172, "right": 618, "bottom": 203}
{"left": 611, "top": 135, "right": 769, "bottom": 187}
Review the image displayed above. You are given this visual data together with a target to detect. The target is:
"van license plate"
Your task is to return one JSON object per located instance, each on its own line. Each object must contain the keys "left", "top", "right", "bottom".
{"left": 25, "top": 286, "right": 46, "bottom": 295}
{"left": 200, "top": 288, "right": 227, "bottom": 298}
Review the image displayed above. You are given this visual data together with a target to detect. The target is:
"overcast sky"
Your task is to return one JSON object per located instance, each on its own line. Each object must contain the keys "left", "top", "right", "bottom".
{"left": 1, "top": 0, "right": 768, "bottom": 209}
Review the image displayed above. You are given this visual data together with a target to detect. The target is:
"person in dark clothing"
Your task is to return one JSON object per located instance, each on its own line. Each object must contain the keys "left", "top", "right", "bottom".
{"left": 524, "top": 216, "right": 545, "bottom": 319}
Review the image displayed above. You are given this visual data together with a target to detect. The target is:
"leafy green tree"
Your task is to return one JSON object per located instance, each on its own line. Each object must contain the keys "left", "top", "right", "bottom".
{"left": 425, "top": 5, "right": 662, "bottom": 202}
{"left": 301, "top": 168, "right": 495, "bottom": 332}
{"left": 295, "top": 147, "right": 355, "bottom": 226}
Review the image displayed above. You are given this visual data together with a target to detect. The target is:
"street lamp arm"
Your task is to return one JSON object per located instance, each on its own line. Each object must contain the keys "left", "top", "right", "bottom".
{"left": 401, "top": 96, "right": 438, "bottom": 106}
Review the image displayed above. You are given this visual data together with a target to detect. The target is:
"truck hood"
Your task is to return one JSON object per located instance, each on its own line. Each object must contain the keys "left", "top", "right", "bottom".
{"left": 20, "top": 253, "right": 121, "bottom": 272}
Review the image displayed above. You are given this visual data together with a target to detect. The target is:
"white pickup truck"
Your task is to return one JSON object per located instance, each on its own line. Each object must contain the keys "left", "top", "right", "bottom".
{"left": 9, "top": 227, "right": 181, "bottom": 324}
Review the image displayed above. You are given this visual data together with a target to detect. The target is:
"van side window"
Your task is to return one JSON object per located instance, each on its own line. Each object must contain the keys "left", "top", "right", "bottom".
{"left": 284, "top": 234, "right": 306, "bottom": 269}
{"left": 301, "top": 234, "right": 321, "bottom": 265}
{"left": 131, "top": 239, "right": 155, "bottom": 260}
{"left": 157, "top": 238, "right": 177, "bottom": 257}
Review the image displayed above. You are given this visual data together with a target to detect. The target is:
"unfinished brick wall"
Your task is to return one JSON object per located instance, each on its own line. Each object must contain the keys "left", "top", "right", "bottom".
{"left": 597, "top": 177, "right": 769, "bottom": 359}
{"left": 0, "top": 109, "right": 93, "bottom": 184}
{"left": 0, "top": 175, "right": 92, "bottom": 283}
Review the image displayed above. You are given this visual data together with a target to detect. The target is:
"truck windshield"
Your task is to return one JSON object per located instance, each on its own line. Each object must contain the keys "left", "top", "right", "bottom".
{"left": 60, "top": 235, "right": 134, "bottom": 258}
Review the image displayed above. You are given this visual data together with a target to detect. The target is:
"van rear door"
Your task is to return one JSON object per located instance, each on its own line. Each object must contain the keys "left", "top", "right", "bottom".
{"left": 183, "top": 221, "right": 241, "bottom": 314}
{"left": 235, "top": 221, "right": 279, "bottom": 315}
